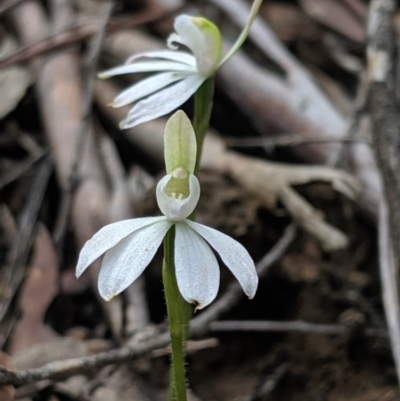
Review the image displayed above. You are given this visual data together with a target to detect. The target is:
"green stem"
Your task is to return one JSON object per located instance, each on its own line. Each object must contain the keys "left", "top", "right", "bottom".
{"left": 219, "top": 0, "right": 264, "bottom": 66}
{"left": 162, "top": 76, "right": 214, "bottom": 401}
{"left": 193, "top": 77, "right": 214, "bottom": 174}
{"left": 163, "top": 227, "right": 192, "bottom": 401}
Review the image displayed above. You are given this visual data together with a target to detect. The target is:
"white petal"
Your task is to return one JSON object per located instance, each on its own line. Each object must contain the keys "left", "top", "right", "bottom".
{"left": 76, "top": 216, "right": 167, "bottom": 277}
{"left": 125, "top": 50, "right": 196, "bottom": 67}
{"left": 185, "top": 220, "right": 258, "bottom": 299}
{"left": 121, "top": 74, "right": 205, "bottom": 129}
{"left": 98, "top": 61, "right": 196, "bottom": 78}
{"left": 98, "top": 219, "right": 173, "bottom": 300}
{"left": 112, "top": 72, "right": 188, "bottom": 107}
{"left": 175, "top": 222, "right": 219, "bottom": 309}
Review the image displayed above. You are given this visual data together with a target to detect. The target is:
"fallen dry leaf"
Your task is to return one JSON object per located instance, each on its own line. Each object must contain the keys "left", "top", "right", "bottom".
{"left": 8, "top": 224, "right": 59, "bottom": 354}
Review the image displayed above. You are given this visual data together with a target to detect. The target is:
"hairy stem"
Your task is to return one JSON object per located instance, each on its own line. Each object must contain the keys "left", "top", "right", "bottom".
{"left": 163, "top": 227, "right": 192, "bottom": 401}
{"left": 162, "top": 76, "right": 214, "bottom": 401}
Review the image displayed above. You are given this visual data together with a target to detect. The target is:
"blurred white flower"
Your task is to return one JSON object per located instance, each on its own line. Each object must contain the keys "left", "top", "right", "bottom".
{"left": 99, "top": 0, "right": 263, "bottom": 128}
{"left": 99, "top": 15, "right": 221, "bottom": 129}
{"left": 76, "top": 111, "right": 258, "bottom": 309}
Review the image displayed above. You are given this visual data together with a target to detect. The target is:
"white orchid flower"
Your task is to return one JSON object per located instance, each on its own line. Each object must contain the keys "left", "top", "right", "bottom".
{"left": 99, "top": 0, "right": 263, "bottom": 129}
{"left": 76, "top": 111, "right": 258, "bottom": 309}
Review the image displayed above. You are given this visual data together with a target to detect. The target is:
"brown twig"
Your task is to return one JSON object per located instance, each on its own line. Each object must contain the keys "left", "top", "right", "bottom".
{"left": 209, "top": 320, "right": 387, "bottom": 338}
{"left": 225, "top": 135, "right": 371, "bottom": 149}
{"left": 366, "top": 0, "right": 400, "bottom": 386}
{"left": 0, "top": 333, "right": 171, "bottom": 386}
{"left": 151, "top": 338, "right": 219, "bottom": 357}
{"left": 1, "top": 4, "right": 183, "bottom": 68}
{"left": 0, "top": 158, "right": 53, "bottom": 323}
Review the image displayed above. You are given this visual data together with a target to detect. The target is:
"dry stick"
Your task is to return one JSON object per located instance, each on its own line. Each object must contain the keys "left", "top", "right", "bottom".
{"left": 53, "top": 0, "right": 114, "bottom": 246}
{"left": 366, "top": 0, "right": 400, "bottom": 386}
{"left": 0, "top": 159, "right": 53, "bottom": 323}
{"left": 209, "top": 320, "right": 387, "bottom": 338}
{"left": 0, "top": 223, "right": 296, "bottom": 386}
{"left": 0, "top": 333, "right": 171, "bottom": 387}
{"left": 225, "top": 135, "right": 371, "bottom": 149}
{"left": 0, "top": 4, "right": 183, "bottom": 68}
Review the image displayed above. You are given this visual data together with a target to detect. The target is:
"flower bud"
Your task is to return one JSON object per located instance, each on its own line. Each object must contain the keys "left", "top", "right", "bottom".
{"left": 164, "top": 110, "right": 197, "bottom": 175}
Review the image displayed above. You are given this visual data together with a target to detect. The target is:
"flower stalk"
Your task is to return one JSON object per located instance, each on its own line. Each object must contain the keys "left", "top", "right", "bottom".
{"left": 163, "top": 227, "right": 192, "bottom": 401}
{"left": 162, "top": 80, "right": 215, "bottom": 398}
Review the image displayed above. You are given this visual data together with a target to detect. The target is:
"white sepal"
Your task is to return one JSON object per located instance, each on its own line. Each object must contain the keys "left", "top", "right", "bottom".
{"left": 175, "top": 222, "right": 220, "bottom": 309}
{"left": 185, "top": 220, "right": 258, "bottom": 299}
{"left": 98, "top": 61, "right": 196, "bottom": 79}
{"left": 125, "top": 50, "right": 196, "bottom": 67}
{"left": 112, "top": 72, "right": 189, "bottom": 107}
{"left": 120, "top": 74, "right": 204, "bottom": 129}
{"left": 76, "top": 216, "right": 167, "bottom": 278}
{"left": 156, "top": 174, "right": 200, "bottom": 221}
{"left": 98, "top": 219, "right": 173, "bottom": 300}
